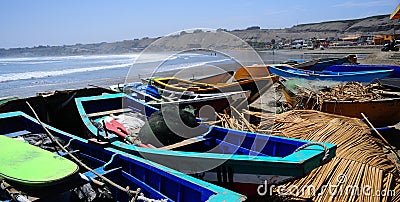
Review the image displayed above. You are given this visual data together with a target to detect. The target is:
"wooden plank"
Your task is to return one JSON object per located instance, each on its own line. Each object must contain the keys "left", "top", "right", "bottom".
{"left": 158, "top": 136, "right": 206, "bottom": 150}
{"left": 87, "top": 108, "right": 132, "bottom": 118}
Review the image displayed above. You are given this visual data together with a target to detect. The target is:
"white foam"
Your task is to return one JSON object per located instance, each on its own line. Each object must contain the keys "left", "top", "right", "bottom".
{"left": 0, "top": 54, "right": 140, "bottom": 63}
{"left": 0, "top": 63, "right": 132, "bottom": 83}
{"left": 0, "top": 53, "right": 229, "bottom": 83}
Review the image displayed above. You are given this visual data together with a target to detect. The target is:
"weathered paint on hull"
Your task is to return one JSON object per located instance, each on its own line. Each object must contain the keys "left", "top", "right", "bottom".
{"left": 299, "top": 97, "right": 400, "bottom": 127}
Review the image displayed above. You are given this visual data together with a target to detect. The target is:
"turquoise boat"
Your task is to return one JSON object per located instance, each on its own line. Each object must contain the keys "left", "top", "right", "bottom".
{"left": 0, "top": 111, "right": 245, "bottom": 201}
{"left": 75, "top": 93, "right": 336, "bottom": 195}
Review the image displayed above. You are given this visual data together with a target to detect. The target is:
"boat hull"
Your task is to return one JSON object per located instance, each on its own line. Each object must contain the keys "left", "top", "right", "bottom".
{"left": 307, "top": 57, "right": 353, "bottom": 71}
{"left": 380, "top": 78, "right": 400, "bottom": 90}
{"left": 326, "top": 64, "right": 400, "bottom": 78}
{"left": 297, "top": 96, "right": 400, "bottom": 127}
{"left": 268, "top": 65, "right": 393, "bottom": 82}
{"left": 191, "top": 71, "right": 234, "bottom": 84}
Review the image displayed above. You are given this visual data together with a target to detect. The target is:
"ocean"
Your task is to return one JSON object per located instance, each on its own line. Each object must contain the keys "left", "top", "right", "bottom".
{"left": 0, "top": 50, "right": 355, "bottom": 98}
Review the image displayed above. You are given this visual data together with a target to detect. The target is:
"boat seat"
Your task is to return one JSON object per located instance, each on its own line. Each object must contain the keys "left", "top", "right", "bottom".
{"left": 215, "top": 139, "right": 268, "bottom": 156}
{"left": 158, "top": 136, "right": 209, "bottom": 150}
{"left": 87, "top": 108, "right": 132, "bottom": 118}
{"left": 4, "top": 130, "right": 31, "bottom": 138}
{"left": 83, "top": 166, "right": 122, "bottom": 179}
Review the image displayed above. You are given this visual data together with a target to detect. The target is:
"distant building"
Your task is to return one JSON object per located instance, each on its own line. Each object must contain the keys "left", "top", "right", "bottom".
{"left": 341, "top": 34, "right": 361, "bottom": 43}
{"left": 373, "top": 34, "right": 400, "bottom": 45}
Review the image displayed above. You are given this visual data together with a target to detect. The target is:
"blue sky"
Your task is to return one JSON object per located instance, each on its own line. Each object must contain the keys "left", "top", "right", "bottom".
{"left": 0, "top": 0, "right": 398, "bottom": 48}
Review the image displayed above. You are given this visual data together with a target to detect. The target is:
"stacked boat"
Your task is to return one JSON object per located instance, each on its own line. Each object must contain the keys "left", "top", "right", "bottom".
{"left": 272, "top": 55, "right": 400, "bottom": 82}
{"left": 112, "top": 66, "right": 279, "bottom": 117}
{"left": 266, "top": 56, "right": 400, "bottom": 128}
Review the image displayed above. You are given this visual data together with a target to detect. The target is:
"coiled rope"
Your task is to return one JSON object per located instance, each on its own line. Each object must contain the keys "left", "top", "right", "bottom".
{"left": 294, "top": 142, "right": 330, "bottom": 163}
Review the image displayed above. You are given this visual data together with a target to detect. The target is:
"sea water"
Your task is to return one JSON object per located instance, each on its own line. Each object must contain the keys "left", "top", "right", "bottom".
{"left": 0, "top": 52, "right": 234, "bottom": 97}
{"left": 0, "top": 50, "right": 355, "bottom": 98}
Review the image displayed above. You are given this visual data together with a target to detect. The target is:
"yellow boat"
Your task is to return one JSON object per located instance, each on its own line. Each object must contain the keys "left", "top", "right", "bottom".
{"left": 152, "top": 66, "right": 279, "bottom": 104}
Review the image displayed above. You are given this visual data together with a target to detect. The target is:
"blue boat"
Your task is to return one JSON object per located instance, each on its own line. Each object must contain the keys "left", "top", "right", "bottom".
{"left": 325, "top": 64, "right": 400, "bottom": 78}
{"left": 268, "top": 64, "right": 393, "bottom": 82}
{"left": 307, "top": 57, "right": 355, "bottom": 71}
{"left": 0, "top": 111, "right": 245, "bottom": 201}
{"left": 75, "top": 93, "right": 336, "bottom": 195}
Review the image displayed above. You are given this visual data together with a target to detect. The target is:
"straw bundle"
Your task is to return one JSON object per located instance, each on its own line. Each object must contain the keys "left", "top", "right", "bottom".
{"left": 299, "top": 82, "right": 383, "bottom": 102}
{"left": 211, "top": 109, "right": 399, "bottom": 202}
{"left": 296, "top": 82, "right": 384, "bottom": 111}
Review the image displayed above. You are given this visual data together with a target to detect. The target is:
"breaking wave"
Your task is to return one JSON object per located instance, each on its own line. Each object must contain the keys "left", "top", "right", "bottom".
{"left": 0, "top": 63, "right": 132, "bottom": 83}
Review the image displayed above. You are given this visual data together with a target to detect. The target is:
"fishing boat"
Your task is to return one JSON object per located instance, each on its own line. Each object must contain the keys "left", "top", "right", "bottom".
{"left": 268, "top": 64, "right": 393, "bottom": 82}
{"left": 111, "top": 71, "right": 235, "bottom": 93}
{"left": 379, "top": 78, "right": 400, "bottom": 90}
{"left": 0, "top": 96, "right": 20, "bottom": 107}
{"left": 284, "top": 59, "right": 320, "bottom": 69}
{"left": 295, "top": 96, "right": 400, "bottom": 127}
{"left": 0, "top": 111, "right": 245, "bottom": 201}
{"left": 325, "top": 64, "right": 400, "bottom": 78}
{"left": 280, "top": 82, "right": 400, "bottom": 127}
{"left": 151, "top": 66, "right": 279, "bottom": 105}
{"left": 191, "top": 70, "right": 234, "bottom": 84}
{"left": 305, "top": 56, "right": 357, "bottom": 71}
{"left": 75, "top": 93, "right": 336, "bottom": 195}
{"left": 111, "top": 82, "right": 250, "bottom": 115}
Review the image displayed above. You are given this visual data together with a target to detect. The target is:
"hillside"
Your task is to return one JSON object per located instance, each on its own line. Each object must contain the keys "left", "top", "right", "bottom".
{"left": 231, "top": 14, "right": 399, "bottom": 43}
{"left": 0, "top": 14, "right": 399, "bottom": 57}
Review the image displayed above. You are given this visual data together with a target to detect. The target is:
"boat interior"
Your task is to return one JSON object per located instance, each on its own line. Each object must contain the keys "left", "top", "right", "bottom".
{"left": 78, "top": 95, "right": 307, "bottom": 158}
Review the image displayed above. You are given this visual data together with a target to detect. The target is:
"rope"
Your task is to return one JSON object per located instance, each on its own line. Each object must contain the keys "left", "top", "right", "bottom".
{"left": 25, "top": 102, "right": 140, "bottom": 199}
{"left": 63, "top": 138, "right": 74, "bottom": 149}
{"left": 294, "top": 142, "right": 330, "bottom": 163}
{"left": 361, "top": 113, "right": 400, "bottom": 162}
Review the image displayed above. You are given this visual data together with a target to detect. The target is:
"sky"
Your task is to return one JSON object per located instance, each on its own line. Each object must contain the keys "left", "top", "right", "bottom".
{"left": 0, "top": 0, "right": 399, "bottom": 48}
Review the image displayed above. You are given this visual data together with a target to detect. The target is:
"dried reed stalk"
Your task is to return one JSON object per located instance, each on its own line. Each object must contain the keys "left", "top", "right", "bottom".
{"left": 297, "top": 82, "right": 385, "bottom": 110}
{"left": 209, "top": 109, "right": 399, "bottom": 202}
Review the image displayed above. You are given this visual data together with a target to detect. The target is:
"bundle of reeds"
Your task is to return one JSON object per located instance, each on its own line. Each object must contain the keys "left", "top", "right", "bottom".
{"left": 210, "top": 109, "right": 400, "bottom": 202}
{"left": 299, "top": 82, "right": 383, "bottom": 102}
